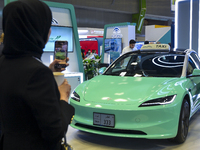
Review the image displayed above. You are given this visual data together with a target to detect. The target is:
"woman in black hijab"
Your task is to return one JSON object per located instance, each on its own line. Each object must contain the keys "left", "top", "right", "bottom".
{"left": 0, "top": 1, "right": 74, "bottom": 150}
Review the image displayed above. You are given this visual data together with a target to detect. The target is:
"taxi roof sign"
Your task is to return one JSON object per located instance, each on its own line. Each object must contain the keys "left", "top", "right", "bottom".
{"left": 140, "top": 44, "right": 170, "bottom": 52}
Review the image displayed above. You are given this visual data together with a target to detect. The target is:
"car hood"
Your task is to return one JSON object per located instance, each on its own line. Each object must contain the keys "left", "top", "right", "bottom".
{"left": 83, "top": 75, "right": 186, "bottom": 105}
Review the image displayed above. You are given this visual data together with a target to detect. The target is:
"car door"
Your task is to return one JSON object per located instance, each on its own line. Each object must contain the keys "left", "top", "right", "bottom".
{"left": 187, "top": 52, "right": 200, "bottom": 111}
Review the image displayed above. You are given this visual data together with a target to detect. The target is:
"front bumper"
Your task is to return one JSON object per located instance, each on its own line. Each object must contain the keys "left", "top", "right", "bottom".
{"left": 70, "top": 99, "right": 181, "bottom": 139}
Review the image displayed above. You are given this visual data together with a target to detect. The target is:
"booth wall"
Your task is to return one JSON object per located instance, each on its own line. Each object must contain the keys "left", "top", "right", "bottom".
{"left": 106, "top": 25, "right": 135, "bottom": 48}
{"left": 145, "top": 25, "right": 171, "bottom": 43}
{"left": 191, "top": 0, "right": 199, "bottom": 52}
{"left": 175, "top": 0, "right": 190, "bottom": 50}
{"left": 158, "top": 29, "right": 171, "bottom": 44}
{"left": 175, "top": 0, "right": 199, "bottom": 54}
{"left": 80, "top": 40, "right": 98, "bottom": 55}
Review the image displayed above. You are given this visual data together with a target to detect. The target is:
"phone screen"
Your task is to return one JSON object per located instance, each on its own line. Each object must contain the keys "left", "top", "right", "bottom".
{"left": 54, "top": 41, "right": 68, "bottom": 68}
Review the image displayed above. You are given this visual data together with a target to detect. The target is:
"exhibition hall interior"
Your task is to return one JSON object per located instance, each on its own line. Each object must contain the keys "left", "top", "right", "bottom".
{"left": 2, "top": 0, "right": 200, "bottom": 150}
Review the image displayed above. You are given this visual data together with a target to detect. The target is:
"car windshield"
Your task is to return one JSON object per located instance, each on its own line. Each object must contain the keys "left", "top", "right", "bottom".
{"left": 104, "top": 52, "right": 185, "bottom": 77}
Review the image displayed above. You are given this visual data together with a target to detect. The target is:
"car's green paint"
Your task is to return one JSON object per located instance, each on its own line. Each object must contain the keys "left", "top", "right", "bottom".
{"left": 70, "top": 49, "right": 200, "bottom": 141}
{"left": 190, "top": 68, "right": 200, "bottom": 76}
{"left": 83, "top": 76, "right": 184, "bottom": 105}
{"left": 98, "top": 67, "right": 106, "bottom": 74}
{"left": 71, "top": 101, "right": 179, "bottom": 138}
{"left": 69, "top": 74, "right": 199, "bottom": 139}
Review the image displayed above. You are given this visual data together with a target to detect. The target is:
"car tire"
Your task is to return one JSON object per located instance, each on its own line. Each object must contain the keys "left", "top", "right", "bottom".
{"left": 173, "top": 99, "right": 190, "bottom": 143}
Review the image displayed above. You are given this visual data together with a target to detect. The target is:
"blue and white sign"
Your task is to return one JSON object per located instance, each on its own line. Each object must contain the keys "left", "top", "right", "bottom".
{"left": 113, "top": 27, "right": 121, "bottom": 34}
{"left": 112, "top": 27, "right": 123, "bottom": 38}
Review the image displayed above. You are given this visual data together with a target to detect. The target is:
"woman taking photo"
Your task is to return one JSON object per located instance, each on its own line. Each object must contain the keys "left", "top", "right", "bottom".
{"left": 0, "top": 0, "right": 74, "bottom": 150}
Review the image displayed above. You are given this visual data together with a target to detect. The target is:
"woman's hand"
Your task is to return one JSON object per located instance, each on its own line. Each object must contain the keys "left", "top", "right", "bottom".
{"left": 58, "top": 79, "right": 71, "bottom": 102}
{"left": 49, "top": 58, "right": 69, "bottom": 72}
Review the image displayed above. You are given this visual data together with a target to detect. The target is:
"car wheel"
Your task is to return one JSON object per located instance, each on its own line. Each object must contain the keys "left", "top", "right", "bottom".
{"left": 173, "top": 99, "right": 190, "bottom": 143}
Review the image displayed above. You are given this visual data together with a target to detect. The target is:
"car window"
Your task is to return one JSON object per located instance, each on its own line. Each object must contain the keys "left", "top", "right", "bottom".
{"left": 104, "top": 52, "right": 184, "bottom": 77}
{"left": 187, "top": 56, "right": 197, "bottom": 75}
{"left": 190, "top": 52, "right": 200, "bottom": 69}
{"left": 142, "top": 54, "right": 184, "bottom": 77}
{"left": 107, "top": 55, "right": 132, "bottom": 75}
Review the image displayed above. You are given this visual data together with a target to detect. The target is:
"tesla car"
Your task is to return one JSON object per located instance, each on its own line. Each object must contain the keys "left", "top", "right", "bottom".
{"left": 70, "top": 44, "right": 200, "bottom": 143}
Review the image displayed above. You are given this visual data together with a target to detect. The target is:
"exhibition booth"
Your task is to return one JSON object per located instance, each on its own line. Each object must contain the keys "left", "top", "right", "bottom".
{"left": 44, "top": 1, "right": 85, "bottom": 91}
{"left": 4, "top": 0, "right": 200, "bottom": 149}
{"left": 44, "top": 1, "right": 84, "bottom": 91}
{"left": 79, "top": 37, "right": 103, "bottom": 56}
{"left": 101, "top": 22, "right": 136, "bottom": 64}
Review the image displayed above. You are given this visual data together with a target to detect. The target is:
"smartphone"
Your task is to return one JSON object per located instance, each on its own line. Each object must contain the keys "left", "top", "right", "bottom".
{"left": 54, "top": 41, "right": 68, "bottom": 69}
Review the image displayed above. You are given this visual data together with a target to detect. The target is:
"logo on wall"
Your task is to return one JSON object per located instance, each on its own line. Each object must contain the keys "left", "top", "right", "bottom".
{"left": 112, "top": 27, "right": 123, "bottom": 38}
{"left": 49, "top": 35, "right": 61, "bottom": 42}
{"left": 52, "top": 18, "right": 59, "bottom": 25}
{"left": 113, "top": 27, "right": 121, "bottom": 34}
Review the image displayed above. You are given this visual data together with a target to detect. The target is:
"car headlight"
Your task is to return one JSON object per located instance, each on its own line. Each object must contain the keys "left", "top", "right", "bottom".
{"left": 70, "top": 91, "right": 80, "bottom": 102}
{"left": 139, "top": 95, "right": 176, "bottom": 107}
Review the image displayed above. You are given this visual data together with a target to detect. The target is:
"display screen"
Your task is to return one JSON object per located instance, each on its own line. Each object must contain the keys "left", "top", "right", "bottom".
{"left": 104, "top": 38, "right": 122, "bottom": 53}
{"left": 44, "top": 26, "right": 73, "bottom": 52}
{"left": 135, "top": 42, "right": 144, "bottom": 50}
{"left": 54, "top": 41, "right": 68, "bottom": 60}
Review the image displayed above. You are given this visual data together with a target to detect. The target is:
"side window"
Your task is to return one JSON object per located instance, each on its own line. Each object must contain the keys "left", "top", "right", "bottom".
{"left": 187, "top": 56, "right": 197, "bottom": 75}
{"left": 112, "top": 56, "right": 132, "bottom": 72}
{"left": 190, "top": 52, "right": 200, "bottom": 69}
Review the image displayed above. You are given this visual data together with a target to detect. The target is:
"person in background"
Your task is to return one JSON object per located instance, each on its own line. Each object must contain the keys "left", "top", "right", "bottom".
{"left": 85, "top": 49, "right": 91, "bottom": 58}
{"left": 144, "top": 41, "right": 149, "bottom": 44}
{"left": 81, "top": 49, "right": 85, "bottom": 59}
{"left": 92, "top": 49, "right": 97, "bottom": 56}
{"left": 0, "top": 1, "right": 74, "bottom": 150}
{"left": 122, "top": 39, "right": 137, "bottom": 54}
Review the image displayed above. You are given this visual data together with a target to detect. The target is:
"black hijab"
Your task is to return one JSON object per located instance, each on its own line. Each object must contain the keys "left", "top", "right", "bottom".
{"left": 2, "top": 0, "right": 52, "bottom": 59}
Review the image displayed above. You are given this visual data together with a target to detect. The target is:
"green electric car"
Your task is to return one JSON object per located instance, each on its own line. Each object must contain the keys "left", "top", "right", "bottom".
{"left": 70, "top": 44, "right": 200, "bottom": 143}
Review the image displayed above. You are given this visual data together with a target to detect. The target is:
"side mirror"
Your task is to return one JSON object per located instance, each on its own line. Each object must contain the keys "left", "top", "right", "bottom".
{"left": 192, "top": 69, "right": 200, "bottom": 76}
{"left": 99, "top": 67, "right": 106, "bottom": 75}
{"left": 187, "top": 69, "right": 200, "bottom": 78}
